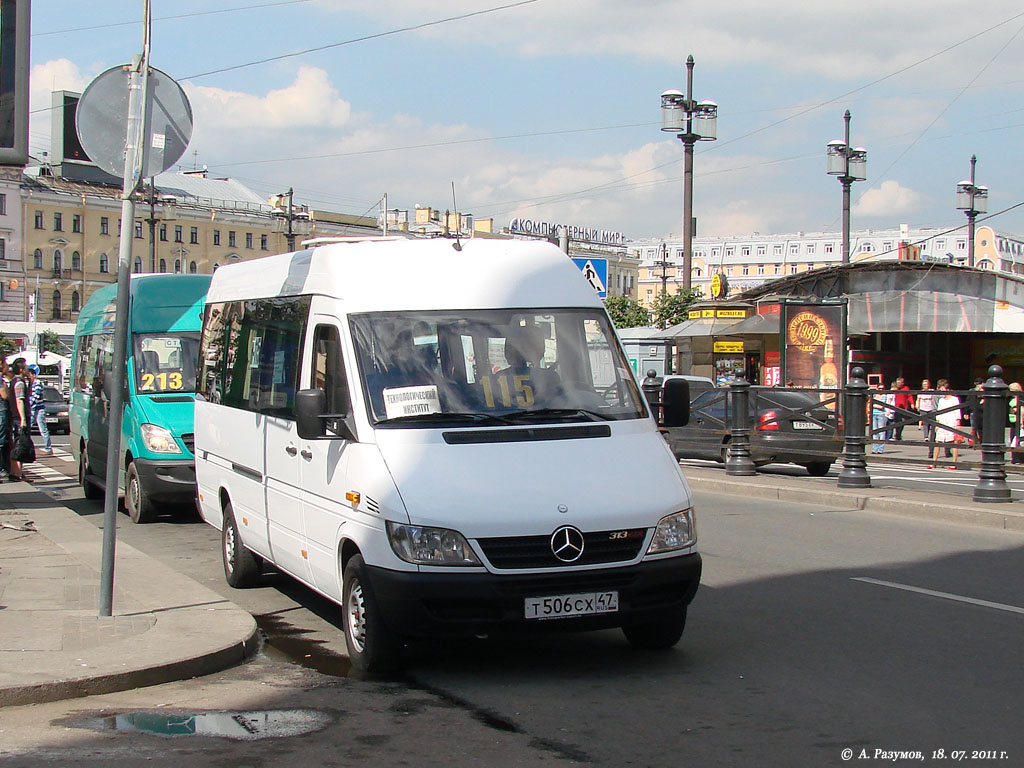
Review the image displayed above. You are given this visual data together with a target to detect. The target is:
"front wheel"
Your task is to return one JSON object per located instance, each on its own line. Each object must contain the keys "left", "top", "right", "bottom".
{"left": 803, "top": 461, "right": 833, "bottom": 477}
{"left": 343, "top": 554, "right": 404, "bottom": 673}
{"left": 125, "top": 462, "right": 158, "bottom": 524}
{"left": 222, "top": 502, "right": 262, "bottom": 588}
{"left": 622, "top": 607, "right": 687, "bottom": 650}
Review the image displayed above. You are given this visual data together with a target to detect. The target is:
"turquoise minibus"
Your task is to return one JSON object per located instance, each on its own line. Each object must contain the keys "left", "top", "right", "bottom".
{"left": 71, "top": 274, "right": 211, "bottom": 523}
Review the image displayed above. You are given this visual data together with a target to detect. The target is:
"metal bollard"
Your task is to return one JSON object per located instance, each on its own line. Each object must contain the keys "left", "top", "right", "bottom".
{"left": 725, "top": 377, "right": 756, "bottom": 476}
{"left": 838, "top": 366, "right": 871, "bottom": 488}
{"left": 641, "top": 369, "right": 663, "bottom": 425}
{"left": 973, "top": 364, "right": 1011, "bottom": 502}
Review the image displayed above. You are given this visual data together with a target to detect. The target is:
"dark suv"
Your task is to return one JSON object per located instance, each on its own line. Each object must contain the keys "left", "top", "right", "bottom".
{"left": 664, "top": 387, "right": 843, "bottom": 476}
{"left": 36, "top": 386, "right": 70, "bottom": 435}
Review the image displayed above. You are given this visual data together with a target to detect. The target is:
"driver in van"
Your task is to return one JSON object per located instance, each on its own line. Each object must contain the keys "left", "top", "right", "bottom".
{"left": 489, "top": 322, "right": 561, "bottom": 408}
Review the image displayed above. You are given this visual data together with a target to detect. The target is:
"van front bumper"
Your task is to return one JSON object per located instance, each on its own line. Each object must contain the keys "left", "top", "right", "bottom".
{"left": 365, "top": 553, "right": 701, "bottom": 638}
{"left": 132, "top": 458, "right": 196, "bottom": 505}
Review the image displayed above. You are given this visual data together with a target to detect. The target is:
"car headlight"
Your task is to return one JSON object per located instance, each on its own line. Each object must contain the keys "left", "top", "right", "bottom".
{"left": 647, "top": 508, "right": 696, "bottom": 554}
{"left": 386, "top": 522, "right": 481, "bottom": 566}
{"left": 140, "top": 423, "right": 182, "bottom": 454}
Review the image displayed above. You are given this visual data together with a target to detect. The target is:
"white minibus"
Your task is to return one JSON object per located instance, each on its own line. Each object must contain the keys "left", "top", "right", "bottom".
{"left": 194, "top": 237, "right": 700, "bottom": 671}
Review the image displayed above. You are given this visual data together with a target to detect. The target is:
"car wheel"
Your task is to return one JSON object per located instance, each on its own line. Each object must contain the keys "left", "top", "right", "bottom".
{"left": 222, "top": 502, "right": 262, "bottom": 588}
{"left": 343, "top": 554, "right": 404, "bottom": 673}
{"left": 623, "top": 607, "right": 687, "bottom": 650}
{"left": 79, "top": 448, "right": 103, "bottom": 500}
{"left": 125, "top": 462, "right": 158, "bottom": 524}
{"left": 804, "top": 461, "right": 833, "bottom": 477}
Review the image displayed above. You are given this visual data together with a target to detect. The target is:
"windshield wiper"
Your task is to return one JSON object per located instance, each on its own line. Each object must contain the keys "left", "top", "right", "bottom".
{"left": 376, "top": 412, "right": 513, "bottom": 426}
{"left": 502, "top": 408, "right": 610, "bottom": 422}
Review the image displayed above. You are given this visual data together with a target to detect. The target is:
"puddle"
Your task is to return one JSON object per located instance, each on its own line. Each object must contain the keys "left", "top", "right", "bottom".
{"left": 255, "top": 613, "right": 354, "bottom": 678}
{"left": 81, "top": 709, "right": 332, "bottom": 740}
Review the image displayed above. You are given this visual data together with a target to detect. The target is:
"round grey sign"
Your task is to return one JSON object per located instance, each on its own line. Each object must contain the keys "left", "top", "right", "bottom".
{"left": 76, "top": 64, "right": 193, "bottom": 178}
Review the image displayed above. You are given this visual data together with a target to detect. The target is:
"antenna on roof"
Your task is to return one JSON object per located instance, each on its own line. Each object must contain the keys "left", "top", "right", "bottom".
{"left": 451, "top": 181, "right": 462, "bottom": 252}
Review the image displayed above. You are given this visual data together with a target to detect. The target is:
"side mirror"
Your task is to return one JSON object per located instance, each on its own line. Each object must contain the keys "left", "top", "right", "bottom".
{"left": 295, "top": 388, "right": 327, "bottom": 439}
{"left": 662, "top": 378, "right": 690, "bottom": 427}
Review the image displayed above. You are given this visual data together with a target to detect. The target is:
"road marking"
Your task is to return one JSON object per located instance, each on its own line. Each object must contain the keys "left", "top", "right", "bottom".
{"left": 853, "top": 577, "right": 1024, "bottom": 616}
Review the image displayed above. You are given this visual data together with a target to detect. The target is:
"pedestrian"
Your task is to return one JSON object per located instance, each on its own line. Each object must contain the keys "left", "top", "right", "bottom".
{"left": 0, "top": 363, "right": 9, "bottom": 481}
{"left": 881, "top": 385, "right": 896, "bottom": 441}
{"left": 969, "top": 376, "right": 984, "bottom": 444}
{"left": 930, "top": 379, "right": 961, "bottom": 469}
{"left": 27, "top": 364, "right": 52, "bottom": 455}
{"left": 7, "top": 359, "right": 28, "bottom": 481}
{"left": 916, "top": 378, "right": 937, "bottom": 446}
{"left": 869, "top": 384, "right": 887, "bottom": 454}
{"left": 891, "top": 376, "right": 914, "bottom": 440}
{"left": 1008, "top": 382, "right": 1022, "bottom": 464}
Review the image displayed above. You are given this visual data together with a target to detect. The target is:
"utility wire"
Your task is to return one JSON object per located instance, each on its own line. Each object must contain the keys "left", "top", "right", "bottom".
{"left": 183, "top": 0, "right": 540, "bottom": 80}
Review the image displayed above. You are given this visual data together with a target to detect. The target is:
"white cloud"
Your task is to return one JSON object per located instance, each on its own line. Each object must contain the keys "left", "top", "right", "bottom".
{"left": 853, "top": 179, "right": 922, "bottom": 218}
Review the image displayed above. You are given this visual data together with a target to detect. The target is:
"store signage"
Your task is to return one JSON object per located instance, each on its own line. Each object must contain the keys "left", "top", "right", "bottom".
{"left": 714, "top": 341, "right": 744, "bottom": 353}
{"left": 710, "top": 271, "right": 729, "bottom": 299}
{"left": 688, "top": 308, "right": 746, "bottom": 319}
{"left": 716, "top": 309, "right": 747, "bottom": 318}
{"left": 508, "top": 218, "right": 625, "bottom": 246}
{"left": 779, "top": 300, "right": 847, "bottom": 391}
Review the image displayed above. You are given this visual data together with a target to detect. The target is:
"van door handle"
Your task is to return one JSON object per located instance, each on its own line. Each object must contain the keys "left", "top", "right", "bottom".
{"left": 300, "top": 449, "right": 313, "bottom": 460}
{"left": 285, "top": 445, "right": 297, "bottom": 456}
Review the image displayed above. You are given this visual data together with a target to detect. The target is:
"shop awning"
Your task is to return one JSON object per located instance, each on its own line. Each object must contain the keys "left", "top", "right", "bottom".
{"left": 652, "top": 317, "right": 746, "bottom": 338}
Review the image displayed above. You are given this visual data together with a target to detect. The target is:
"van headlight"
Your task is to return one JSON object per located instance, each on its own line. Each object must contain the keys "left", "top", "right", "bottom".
{"left": 140, "top": 423, "right": 182, "bottom": 454}
{"left": 386, "top": 522, "right": 481, "bottom": 566}
{"left": 647, "top": 508, "right": 696, "bottom": 554}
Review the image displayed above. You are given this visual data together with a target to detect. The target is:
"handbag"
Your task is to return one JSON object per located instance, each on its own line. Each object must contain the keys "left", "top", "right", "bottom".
{"left": 12, "top": 426, "right": 35, "bottom": 463}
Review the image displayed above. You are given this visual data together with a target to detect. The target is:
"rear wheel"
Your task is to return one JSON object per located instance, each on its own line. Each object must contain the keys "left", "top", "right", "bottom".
{"left": 125, "top": 462, "right": 158, "bottom": 524}
{"left": 79, "top": 448, "right": 103, "bottom": 500}
{"left": 222, "top": 502, "right": 262, "bottom": 588}
{"left": 804, "top": 461, "right": 832, "bottom": 477}
{"left": 343, "top": 554, "right": 404, "bottom": 673}
{"left": 623, "top": 607, "right": 687, "bottom": 650}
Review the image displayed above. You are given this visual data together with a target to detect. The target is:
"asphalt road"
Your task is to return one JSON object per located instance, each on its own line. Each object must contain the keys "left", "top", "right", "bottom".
{"left": 3, "top": 439, "right": 1023, "bottom": 767}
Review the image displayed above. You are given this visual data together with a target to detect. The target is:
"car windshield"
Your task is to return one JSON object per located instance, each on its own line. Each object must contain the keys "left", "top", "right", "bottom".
{"left": 42, "top": 387, "right": 64, "bottom": 402}
{"left": 133, "top": 332, "right": 201, "bottom": 393}
{"left": 350, "top": 309, "right": 646, "bottom": 426}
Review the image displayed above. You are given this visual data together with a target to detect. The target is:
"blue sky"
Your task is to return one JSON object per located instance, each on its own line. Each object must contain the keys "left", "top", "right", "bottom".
{"left": 28, "top": 1, "right": 1024, "bottom": 240}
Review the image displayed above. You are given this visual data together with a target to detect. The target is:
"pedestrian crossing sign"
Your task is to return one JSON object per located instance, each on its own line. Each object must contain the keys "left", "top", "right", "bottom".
{"left": 571, "top": 258, "right": 608, "bottom": 298}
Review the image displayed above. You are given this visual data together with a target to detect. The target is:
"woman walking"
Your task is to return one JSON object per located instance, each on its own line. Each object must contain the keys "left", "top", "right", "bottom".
{"left": 930, "top": 379, "right": 961, "bottom": 470}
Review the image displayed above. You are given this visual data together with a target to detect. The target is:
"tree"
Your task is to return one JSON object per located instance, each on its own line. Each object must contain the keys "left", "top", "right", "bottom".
{"left": 604, "top": 295, "right": 651, "bottom": 328}
{"left": 39, "top": 329, "right": 64, "bottom": 355}
{"left": 0, "top": 333, "right": 17, "bottom": 360}
{"left": 652, "top": 288, "right": 703, "bottom": 330}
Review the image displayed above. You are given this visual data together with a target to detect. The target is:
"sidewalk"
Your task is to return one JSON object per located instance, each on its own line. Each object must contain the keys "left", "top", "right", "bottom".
{"left": 0, "top": 480, "right": 257, "bottom": 707}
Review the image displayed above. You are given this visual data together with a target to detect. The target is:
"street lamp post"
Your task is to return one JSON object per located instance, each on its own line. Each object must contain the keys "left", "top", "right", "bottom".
{"left": 661, "top": 55, "right": 717, "bottom": 293}
{"left": 956, "top": 155, "right": 988, "bottom": 268}
{"left": 270, "top": 188, "right": 310, "bottom": 252}
{"left": 826, "top": 110, "right": 867, "bottom": 265}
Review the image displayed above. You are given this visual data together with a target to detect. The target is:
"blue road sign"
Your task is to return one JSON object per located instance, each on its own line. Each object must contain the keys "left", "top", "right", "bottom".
{"left": 572, "top": 257, "right": 608, "bottom": 298}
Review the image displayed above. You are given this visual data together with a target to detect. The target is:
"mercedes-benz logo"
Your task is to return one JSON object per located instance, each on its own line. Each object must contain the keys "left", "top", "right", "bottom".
{"left": 550, "top": 525, "right": 585, "bottom": 563}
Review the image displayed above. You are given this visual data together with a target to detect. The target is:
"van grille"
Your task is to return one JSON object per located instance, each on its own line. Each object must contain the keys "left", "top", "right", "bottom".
{"left": 477, "top": 528, "right": 647, "bottom": 569}
{"left": 181, "top": 433, "right": 195, "bottom": 455}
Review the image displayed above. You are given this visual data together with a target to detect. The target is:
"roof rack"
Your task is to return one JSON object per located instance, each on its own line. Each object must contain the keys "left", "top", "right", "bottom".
{"left": 299, "top": 236, "right": 408, "bottom": 248}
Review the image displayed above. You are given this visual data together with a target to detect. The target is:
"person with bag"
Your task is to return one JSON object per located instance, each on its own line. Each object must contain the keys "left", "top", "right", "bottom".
{"left": 27, "top": 364, "right": 52, "bottom": 455}
{"left": 7, "top": 359, "right": 31, "bottom": 479}
{"left": 929, "top": 379, "right": 961, "bottom": 470}
{"left": 0, "top": 364, "right": 9, "bottom": 482}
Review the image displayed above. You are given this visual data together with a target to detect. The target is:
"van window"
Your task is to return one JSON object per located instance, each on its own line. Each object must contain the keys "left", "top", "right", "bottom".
{"left": 199, "top": 296, "right": 310, "bottom": 417}
{"left": 311, "top": 324, "right": 350, "bottom": 414}
{"left": 73, "top": 333, "right": 114, "bottom": 398}
{"left": 133, "top": 333, "right": 200, "bottom": 393}
{"left": 350, "top": 308, "right": 645, "bottom": 425}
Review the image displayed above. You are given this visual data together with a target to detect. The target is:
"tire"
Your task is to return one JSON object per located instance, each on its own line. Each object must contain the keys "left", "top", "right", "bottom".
{"left": 804, "top": 461, "right": 833, "bottom": 477}
{"left": 125, "top": 461, "right": 158, "bottom": 524}
{"left": 222, "top": 502, "right": 262, "bottom": 588}
{"left": 623, "top": 607, "right": 687, "bottom": 650}
{"left": 342, "top": 554, "right": 404, "bottom": 673}
{"left": 79, "top": 448, "right": 103, "bottom": 500}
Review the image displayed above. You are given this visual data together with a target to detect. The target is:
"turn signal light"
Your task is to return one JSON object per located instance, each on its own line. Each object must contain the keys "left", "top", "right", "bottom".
{"left": 345, "top": 491, "right": 360, "bottom": 506}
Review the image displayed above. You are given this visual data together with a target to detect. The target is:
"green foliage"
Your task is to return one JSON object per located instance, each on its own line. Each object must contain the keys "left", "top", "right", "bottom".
{"left": 652, "top": 288, "right": 703, "bottom": 329}
{"left": 38, "top": 329, "right": 64, "bottom": 354}
{"left": 604, "top": 295, "right": 651, "bottom": 328}
{"left": 0, "top": 333, "right": 17, "bottom": 360}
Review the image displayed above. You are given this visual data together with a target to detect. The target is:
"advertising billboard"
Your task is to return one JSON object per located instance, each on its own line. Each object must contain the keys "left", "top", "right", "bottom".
{"left": 779, "top": 299, "right": 847, "bottom": 390}
{"left": 0, "top": 0, "right": 29, "bottom": 166}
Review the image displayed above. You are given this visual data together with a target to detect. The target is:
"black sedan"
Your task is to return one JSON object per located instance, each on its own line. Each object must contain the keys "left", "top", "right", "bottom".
{"left": 664, "top": 387, "right": 843, "bottom": 476}
{"left": 36, "top": 386, "right": 70, "bottom": 435}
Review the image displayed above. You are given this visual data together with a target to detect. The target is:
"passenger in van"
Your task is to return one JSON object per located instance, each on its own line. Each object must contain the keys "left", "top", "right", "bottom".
{"left": 488, "top": 323, "right": 562, "bottom": 408}
{"left": 366, "top": 328, "right": 442, "bottom": 418}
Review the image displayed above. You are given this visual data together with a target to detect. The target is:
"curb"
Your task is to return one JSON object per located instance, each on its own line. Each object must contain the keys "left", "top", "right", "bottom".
{"left": 0, "top": 489, "right": 259, "bottom": 707}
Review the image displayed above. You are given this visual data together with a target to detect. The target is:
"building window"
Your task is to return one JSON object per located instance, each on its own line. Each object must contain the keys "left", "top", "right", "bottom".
{"left": 861, "top": 242, "right": 872, "bottom": 253}
{"left": 757, "top": 264, "right": 765, "bottom": 275}
{"left": 33, "top": 249, "right": 42, "bottom": 269}
{"left": 134, "top": 221, "right": 143, "bottom": 239}
{"left": 742, "top": 265, "right": 749, "bottom": 276}
{"left": 790, "top": 264, "right": 798, "bottom": 274}
{"left": 0, "top": 194, "right": 6, "bottom": 215}
{"left": 213, "top": 230, "right": 221, "bottom": 246}
{"left": 159, "top": 224, "right": 167, "bottom": 241}
{"left": 741, "top": 246, "right": 750, "bottom": 257}
{"left": 189, "top": 261, "right": 198, "bottom": 274}
{"left": 757, "top": 245, "right": 766, "bottom": 256}
{"left": 99, "top": 253, "right": 109, "bottom": 273}
{"left": 807, "top": 243, "right": 816, "bottom": 254}
{"left": 72, "top": 215, "right": 82, "bottom": 233}
{"left": 726, "top": 246, "right": 734, "bottom": 257}
{"left": 789, "top": 244, "right": 798, "bottom": 256}
{"left": 52, "top": 290, "right": 61, "bottom": 318}
{"left": 824, "top": 243, "right": 834, "bottom": 254}
{"left": 774, "top": 264, "right": 781, "bottom": 275}
{"left": 245, "top": 232, "right": 253, "bottom": 249}
{"left": 260, "top": 234, "right": 268, "bottom": 250}
{"left": 228, "top": 231, "right": 236, "bottom": 247}
{"left": 72, "top": 251, "right": 81, "bottom": 271}
{"left": 190, "top": 226, "right": 198, "bottom": 244}
{"left": 100, "top": 216, "right": 109, "bottom": 235}
{"left": 675, "top": 249, "right": 683, "bottom": 259}
{"left": 174, "top": 259, "right": 182, "bottom": 273}
{"left": 159, "top": 258, "right": 167, "bottom": 273}
{"left": 711, "top": 247, "right": 721, "bottom": 257}
{"left": 54, "top": 213, "right": 63, "bottom": 231}
{"left": 883, "top": 241, "right": 893, "bottom": 252}
{"left": 774, "top": 244, "right": 783, "bottom": 256}
{"left": 936, "top": 239, "right": 946, "bottom": 251}
{"left": 0, "top": 239, "right": 4, "bottom": 260}
{"left": 34, "top": 211, "right": 43, "bottom": 229}
{"left": 53, "top": 250, "right": 63, "bottom": 273}
{"left": 71, "top": 291, "right": 80, "bottom": 313}
{"left": 174, "top": 225, "right": 183, "bottom": 243}
{"left": 133, "top": 256, "right": 142, "bottom": 273}
{"left": 957, "top": 240, "right": 966, "bottom": 250}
